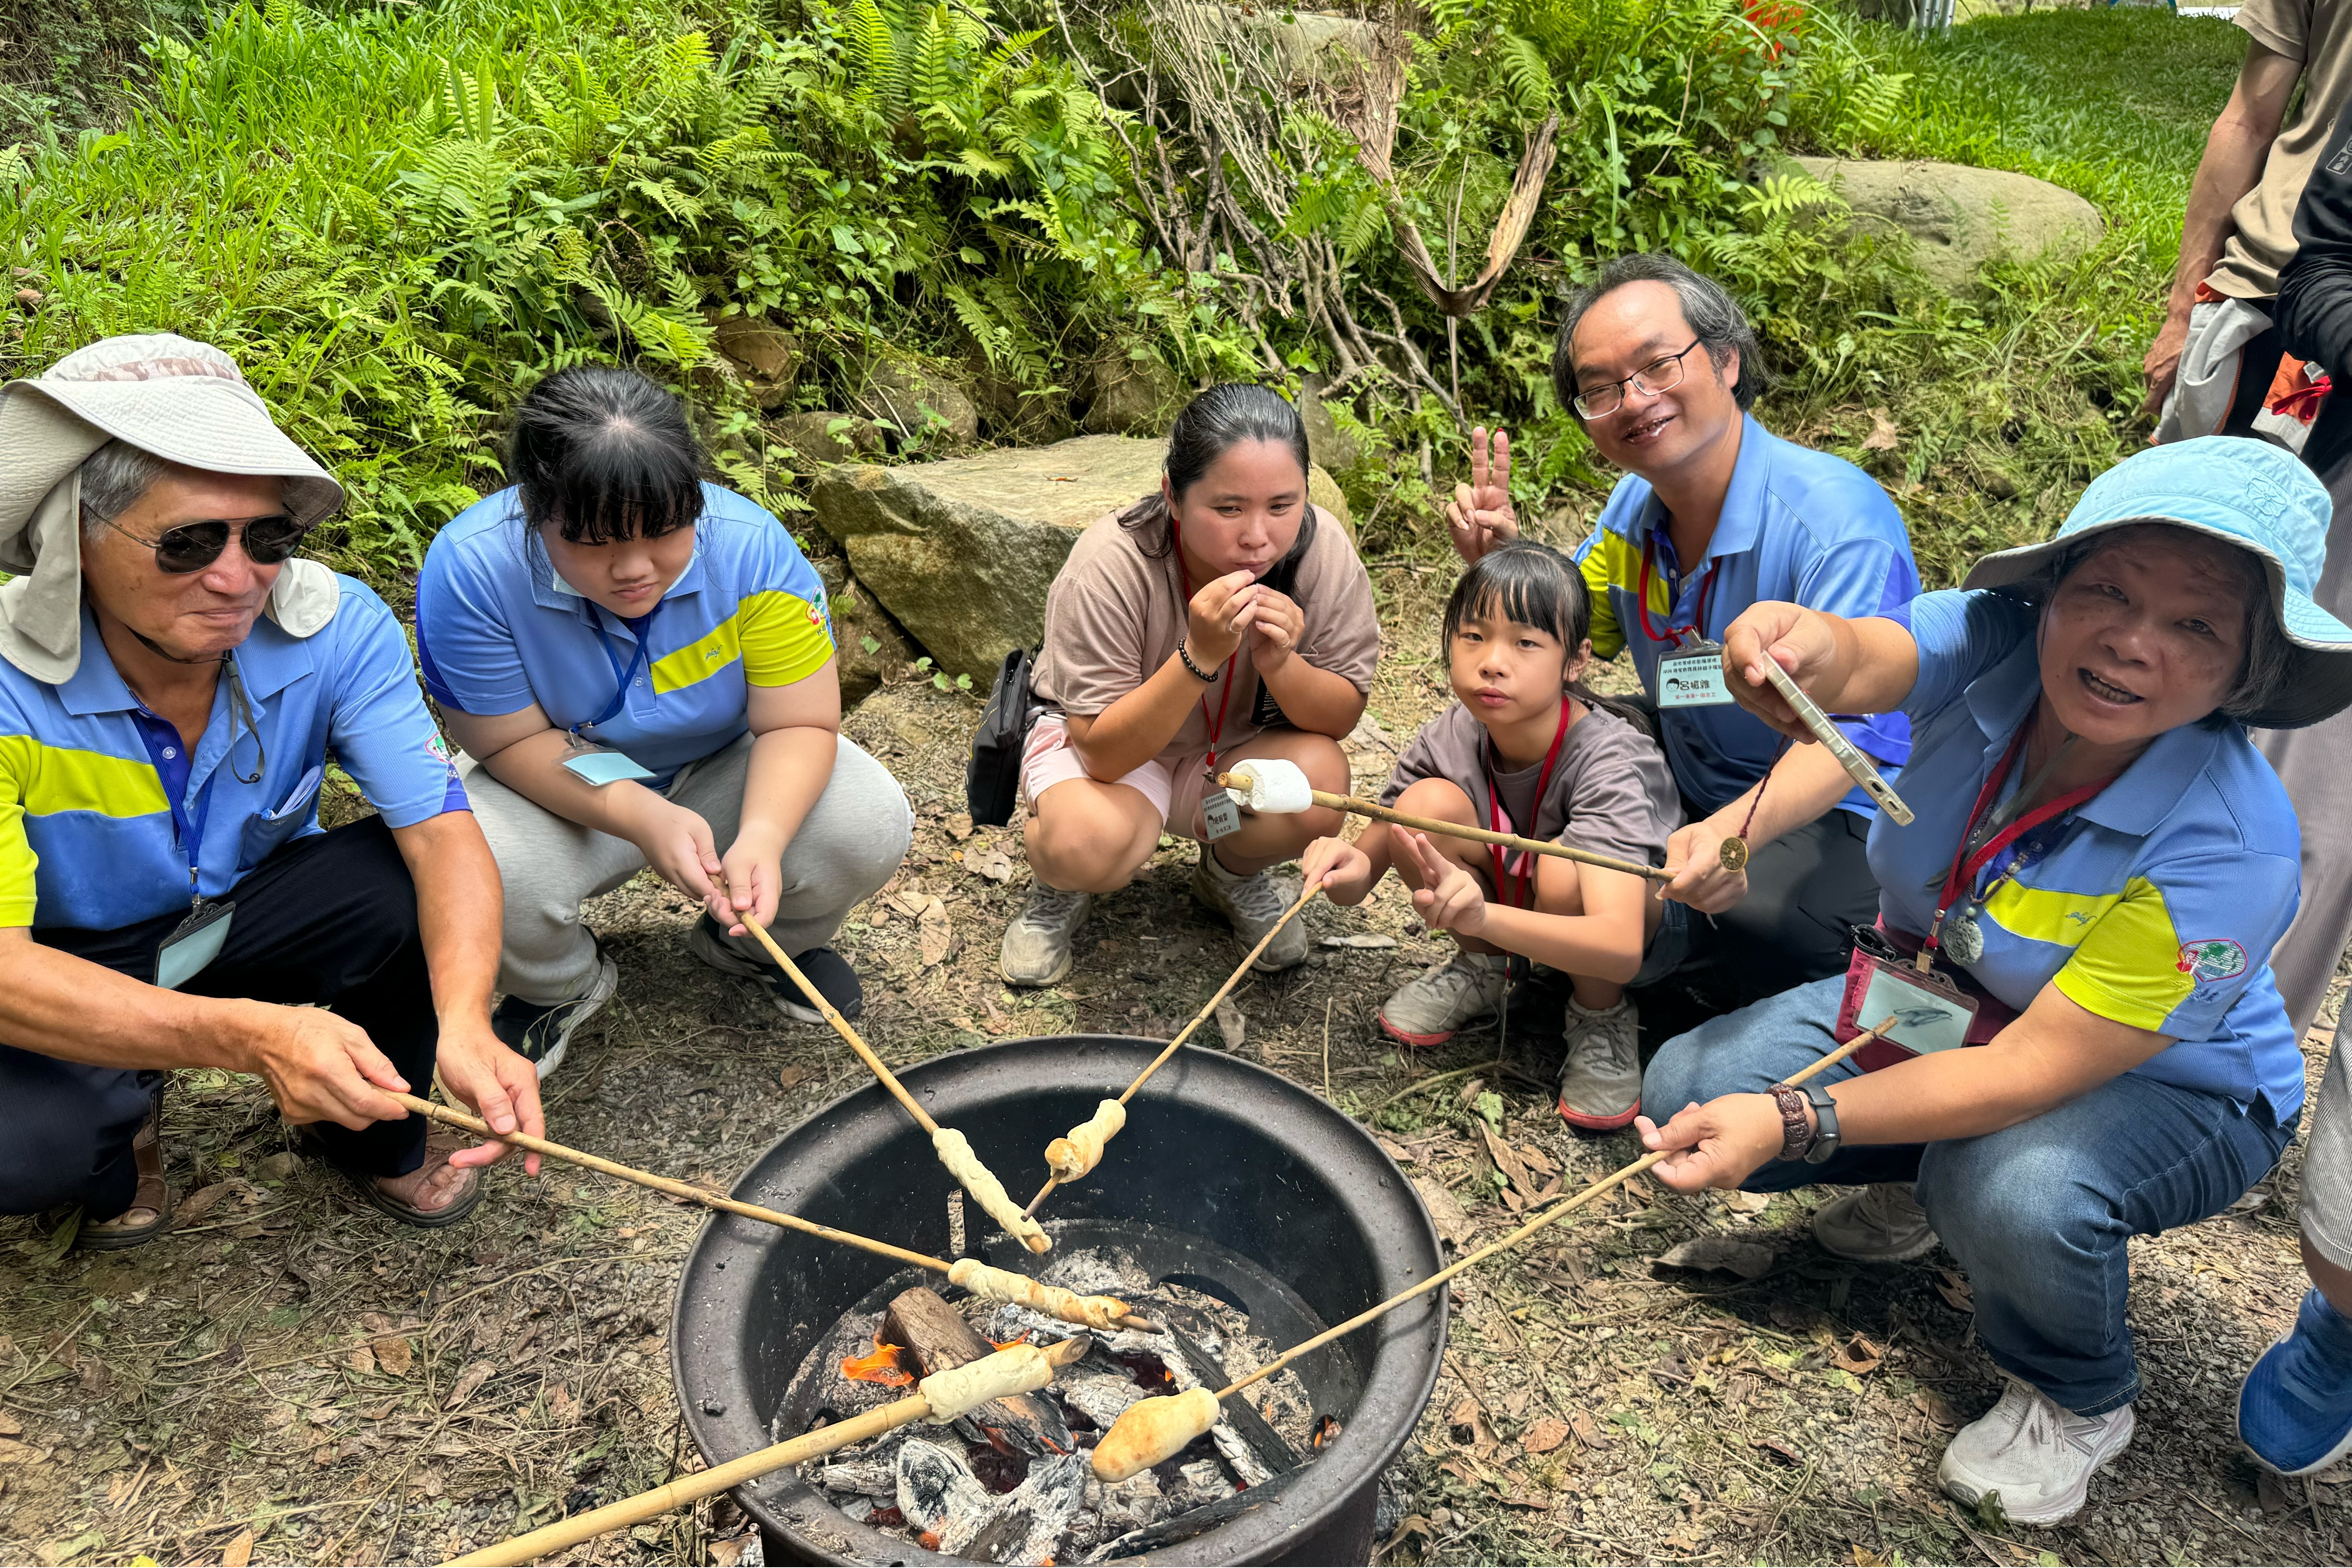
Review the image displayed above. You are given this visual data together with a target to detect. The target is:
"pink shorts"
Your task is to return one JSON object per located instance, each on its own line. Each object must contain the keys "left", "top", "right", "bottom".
{"left": 1021, "top": 714, "right": 1214, "bottom": 837}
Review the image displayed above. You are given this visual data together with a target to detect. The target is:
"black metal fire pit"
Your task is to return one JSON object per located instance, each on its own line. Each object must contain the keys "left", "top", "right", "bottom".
{"left": 672, "top": 1035, "right": 1446, "bottom": 1566}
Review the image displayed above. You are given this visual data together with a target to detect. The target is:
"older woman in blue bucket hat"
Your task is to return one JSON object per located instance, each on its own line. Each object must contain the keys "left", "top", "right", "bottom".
{"left": 1630, "top": 436, "right": 2352, "bottom": 1524}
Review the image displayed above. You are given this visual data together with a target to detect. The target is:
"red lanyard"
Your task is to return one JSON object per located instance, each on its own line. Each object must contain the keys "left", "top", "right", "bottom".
{"left": 1924, "top": 726, "right": 2114, "bottom": 958}
{"left": 1637, "top": 534, "right": 1717, "bottom": 649}
{"left": 1170, "top": 516, "right": 1239, "bottom": 771}
{"left": 1483, "top": 699, "right": 1571, "bottom": 909}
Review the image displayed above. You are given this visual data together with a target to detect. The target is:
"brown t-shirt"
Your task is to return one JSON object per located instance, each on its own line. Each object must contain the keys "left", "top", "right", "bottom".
{"left": 1380, "top": 701, "right": 1684, "bottom": 871}
{"left": 2208, "top": 0, "right": 2352, "bottom": 300}
{"left": 1030, "top": 504, "right": 1380, "bottom": 766}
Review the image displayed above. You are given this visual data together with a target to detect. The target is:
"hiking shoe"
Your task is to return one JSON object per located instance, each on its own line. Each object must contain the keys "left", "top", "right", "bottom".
{"left": 1556, "top": 996, "right": 1642, "bottom": 1129}
{"left": 2240, "top": 1287, "right": 2352, "bottom": 1475}
{"left": 1376, "top": 952, "right": 1508, "bottom": 1046}
{"left": 1190, "top": 853, "right": 1309, "bottom": 971}
{"left": 490, "top": 949, "right": 617, "bottom": 1080}
{"left": 1812, "top": 1181, "right": 1940, "bottom": 1263}
{"left": 689, "top": 913, "right": 863, "bottom": 1022}
{"left": 1938, "top": 1380, "right": 2134, "bottom": 1525}
{"left": 1001, "top": 883, "right": 1092, "bottom": 987}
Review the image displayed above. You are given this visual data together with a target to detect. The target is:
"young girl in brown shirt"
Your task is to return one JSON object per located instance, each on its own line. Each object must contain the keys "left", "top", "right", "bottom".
{"left": 1305, "top": 543, "right": 1684, "bottom": 1129}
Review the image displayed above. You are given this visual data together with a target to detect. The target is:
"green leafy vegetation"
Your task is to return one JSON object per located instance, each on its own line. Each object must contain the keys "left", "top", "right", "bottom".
{"left": 0, "top": 1, "right": 2244, "bottom": 594}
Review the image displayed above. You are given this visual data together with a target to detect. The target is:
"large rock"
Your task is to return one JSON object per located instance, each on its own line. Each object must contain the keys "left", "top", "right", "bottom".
{"left": 1789, "top": 156, "right": 2104, "bottom": 295}
{"left": 709, "top": 312, "right": 801, "bottom": 412}
{"left": 811, "top": 435, "right": 1352, "bottom": 682}
{"left": 857, "top": 354, "right": 981, "bottom": 447}
{"left": 813, "top": 556, "right": 917, "bottom": 708}
{"left": 1080, "top": 348, "right": 1182, "bottom": 435}
{"left": 772, "top": 409, "right": 883, "bottom": 468}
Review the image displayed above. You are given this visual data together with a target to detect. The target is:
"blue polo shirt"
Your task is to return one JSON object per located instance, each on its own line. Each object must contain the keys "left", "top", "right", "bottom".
{"left": 415, "top": 484, "right": 835, "bottom": 787}
{"left": 0, "top": 582, "right": 468, "bottom": 931}
{"left": 1873, "top": 589, "right": 2305, "bottom": 1123}
{"left": 1573, "top": 414, "right": 1920, "bottom": 816}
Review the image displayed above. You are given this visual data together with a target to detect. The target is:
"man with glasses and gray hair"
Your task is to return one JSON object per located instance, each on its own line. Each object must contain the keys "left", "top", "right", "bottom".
{"left": 0, "top": 334, "right": 544, "bottom": 1249}
{"left": 1445, "top": 253, "right": 1922, "bottom": 1143}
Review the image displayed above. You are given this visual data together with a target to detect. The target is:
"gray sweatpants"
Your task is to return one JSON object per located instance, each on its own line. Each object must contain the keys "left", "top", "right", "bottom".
{"left": 2256, "top": 455, "right": 2352, "bottom": 1268}
{"left": 462, "top": 731, "right": 912, "bottom": 1006}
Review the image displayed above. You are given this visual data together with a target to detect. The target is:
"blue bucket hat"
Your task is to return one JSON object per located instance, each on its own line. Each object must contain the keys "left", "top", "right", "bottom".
{"left": 1963, "top": 435, "right": 2352, "bottom": 730}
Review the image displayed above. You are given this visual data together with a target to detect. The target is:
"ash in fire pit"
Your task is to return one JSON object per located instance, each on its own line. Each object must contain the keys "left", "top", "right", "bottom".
{"left": 779, "top": 1239, "right": 1329, "bottom": 1564}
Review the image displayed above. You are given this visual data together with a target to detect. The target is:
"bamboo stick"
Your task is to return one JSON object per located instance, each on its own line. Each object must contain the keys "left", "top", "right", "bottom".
{"left": 1023, "top": 881, "right": 1322, "bottom": 1218}
{"left": 1221, "top": 774, "right": 1673, "bottom": 883}
{"left": 445, "top": 1338, "right": 1090, "bottom": 1566}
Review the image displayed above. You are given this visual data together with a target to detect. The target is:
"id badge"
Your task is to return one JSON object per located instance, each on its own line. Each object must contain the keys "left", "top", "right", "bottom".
{"left": 1200, "top": 786, "right": 1243, "bottom": 841}
{"left": 1656, "top": 641, "right": 1733, "bottom": 708}
{"left": 157, "top": 900, "right": 235, "bottom": 991}
{"left": 1836, "top": 934, "right": 1977, "bottom": 1072}
{"left": 560, "top": 732, "right": 656, "bottom": 786}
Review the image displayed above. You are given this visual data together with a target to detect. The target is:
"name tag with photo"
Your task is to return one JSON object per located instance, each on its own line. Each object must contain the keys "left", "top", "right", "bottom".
{"left": 1657, "top": 644, "right": 1732, "bottom": 708}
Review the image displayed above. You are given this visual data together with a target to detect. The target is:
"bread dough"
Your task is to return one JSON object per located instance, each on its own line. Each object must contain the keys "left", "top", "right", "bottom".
{"left": 1089, "top": 1388, "right": 1221, "bottom": 1482}
{"left": 1045, "top": 1099, "right": 1127, "bottom": 1182}
{"left": 919, "top": 1344, "right": 1054, "bottom": 1424}
{"left": 948, "top": 1258, "right": 1131, "bottom": 1330}
{"left": 932, "top": 1127, "right": 1051, "bottom": 1254}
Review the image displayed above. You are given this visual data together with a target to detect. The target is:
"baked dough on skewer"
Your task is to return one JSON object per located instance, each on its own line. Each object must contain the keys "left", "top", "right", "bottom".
{"left": 1046, "top": 1099, "right": 1126, "bottom": 1182}
{"left": 947, "top": 1258, "right": 1133, "bottom": 1331}
{"left": 934, "top": 1128, "right": 1051, "bottom": 1254}
{"left": 1090, "top": 1388, "right": 1221, "bottom": 1482}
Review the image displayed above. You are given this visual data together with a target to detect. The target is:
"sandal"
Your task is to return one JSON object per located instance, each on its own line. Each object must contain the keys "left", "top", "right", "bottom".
{"left": 82, "top": 1093, "right": 172, "bottom": 1251}
{"left": 304, "top": 1126, "right": 485, "bottom": 1229}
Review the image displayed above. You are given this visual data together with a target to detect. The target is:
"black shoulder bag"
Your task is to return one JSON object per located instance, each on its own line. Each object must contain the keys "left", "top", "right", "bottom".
{"left": 966, "top": 645, "right": 1040, "bottom": 826}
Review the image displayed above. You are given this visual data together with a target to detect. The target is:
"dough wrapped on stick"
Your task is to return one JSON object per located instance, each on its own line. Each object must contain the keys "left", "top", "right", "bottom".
{"left": 946, "top": 1258, "right": 1147, "bottom": 1332}
{"left": 1046, "top": 1099, "right": 1126, "bottom": 1182}
{"left": 919, "top": 1343, "right": 1059, "bottom": 1424}
{"left": 1222, "top": 757, "right": 1316, "bottom": 814}
{"left": 935, "top": 1128, "right": 1051, "bottom": 1253}
{"left": 1090, "top": 1388, "right": 1222, "bottom": 1482}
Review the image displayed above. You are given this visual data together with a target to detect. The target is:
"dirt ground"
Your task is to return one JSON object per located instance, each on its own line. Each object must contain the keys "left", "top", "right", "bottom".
{"left": 0, "top": 562, "right": 2345, "bottom": 1567}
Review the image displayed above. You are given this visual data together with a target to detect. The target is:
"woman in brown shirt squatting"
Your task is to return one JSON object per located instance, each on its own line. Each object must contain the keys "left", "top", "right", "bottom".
{"left": 1001, "top": 385, "right": 1380, "bottom": 986}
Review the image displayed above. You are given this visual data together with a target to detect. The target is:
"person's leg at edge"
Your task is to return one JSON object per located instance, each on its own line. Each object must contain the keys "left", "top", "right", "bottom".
{"left": 1536, "top": 850, "right": 1663, "bottom": 1131}
{"left": 1005, "top": 723, "right": 1168, "bottom": 987}
{"left": 1919, "top": 1073, "right": 2288, "bottom": 1522}
{"left": 1701, "top": 809, "right": 1878, "bottom": 1009}
{"left": 1172, "top": 728, "right": 1348, "bottom": 972}
{"left": 1370, "top": 778, "right": 1509, "bottom": 1047}
{"left": 0, "top": 1049, "right": 157, "bottom": 1224}
{"left": 2240, "top": 1039, "right": 2352, "bottom": 1474}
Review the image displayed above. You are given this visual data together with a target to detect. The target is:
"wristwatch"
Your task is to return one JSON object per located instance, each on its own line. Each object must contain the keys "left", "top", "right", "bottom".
{"left": 1799, "top": 1080, "right": 1841, "bottom": 1165}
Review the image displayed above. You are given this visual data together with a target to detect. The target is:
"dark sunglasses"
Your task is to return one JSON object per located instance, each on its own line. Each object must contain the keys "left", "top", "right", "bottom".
{"left": 86, "top": 508, "right": 316, "bottom": 573}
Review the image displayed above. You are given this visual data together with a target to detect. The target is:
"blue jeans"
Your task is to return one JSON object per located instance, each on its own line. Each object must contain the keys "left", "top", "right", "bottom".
{"left": 1644, "top": 976, "right": 2294, "bottom": 1414}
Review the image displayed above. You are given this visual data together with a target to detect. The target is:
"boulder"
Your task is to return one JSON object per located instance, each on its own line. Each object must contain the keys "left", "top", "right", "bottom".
{"left": 811, "top": 435, "right": 1352, "bottom": 682}
{"left": 772, "top": 410, "right": 884, "bottom": 468}
{"left": 813, "top": 556, "right": 918, "bottom": 708}
{"left": 858, "top": 354, "right": 982, "bottom": 447}
{"left": 969, "top": 362, "right": 1078, "bottom": 445}
{"left": 1298, "top": 373, "right": 1363, "bottom": 472}
{"left": 1788, "top": 157, "right": 2104, "bottom": 296}
{"left": 710, "top": 313, "right": 802, "bottom": 413}
{"left": 1080, "top": 349, "right": 1182, "bottom": 436}
{"left": 1165, "top": 4, "right": 1382, "bottom": 86}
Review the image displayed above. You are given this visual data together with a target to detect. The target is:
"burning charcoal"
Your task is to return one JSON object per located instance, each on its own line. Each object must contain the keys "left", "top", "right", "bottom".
{"left": 1059, "top": 1375, "right": 1148, "bottom": 1431}
{"left": 836, "top": 1496, "right": 876, "bottom": 1525}
{"left": 1175, "top": 1458, "right": 1238, "bottom": 1509}
{"left": 895, "top": 1438, "right": 995, "bottom": 1540}
{"left": 817, "top": 1460, "right": 896, "bottom": 1498}
{"left": 1085, "top": 1468, "right": 1162, "bottom": 1541}
{"left": 944, "top": 1451, "right": 1091, "bottom": 1564}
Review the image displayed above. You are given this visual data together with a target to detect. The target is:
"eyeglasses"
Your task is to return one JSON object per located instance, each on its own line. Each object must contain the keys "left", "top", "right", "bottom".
{"left": 85, "top": 507, "right": 315, "bottom": 574}
{"left": 1571, "top": 339, "right": 1707, "bottom": 420}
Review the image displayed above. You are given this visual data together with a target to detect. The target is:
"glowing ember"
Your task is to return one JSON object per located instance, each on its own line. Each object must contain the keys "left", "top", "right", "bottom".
{"left": 1311, "top": 1414, "right": 1342, "bottom": 1449}
{"left": 840, "top": 1336, "right": 914, "bottom": 1386}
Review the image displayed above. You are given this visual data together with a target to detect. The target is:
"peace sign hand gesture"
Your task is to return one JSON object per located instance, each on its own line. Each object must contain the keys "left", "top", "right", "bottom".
{"left": 1445, "top": 426, "right": 1520, "bottom": 564}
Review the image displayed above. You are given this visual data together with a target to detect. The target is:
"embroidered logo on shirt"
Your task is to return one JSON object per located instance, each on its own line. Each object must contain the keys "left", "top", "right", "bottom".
{"left": 2176, "top": 939, "right": 2248, "bottom": 982}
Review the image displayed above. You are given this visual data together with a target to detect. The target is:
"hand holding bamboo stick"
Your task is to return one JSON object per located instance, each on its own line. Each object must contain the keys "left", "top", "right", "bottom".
{"left": 1087, "top": 1016, "right": 1902, "bottom": 1480}
{"left": 444, "top": 1337, "right": 1091, "bottom": 1566}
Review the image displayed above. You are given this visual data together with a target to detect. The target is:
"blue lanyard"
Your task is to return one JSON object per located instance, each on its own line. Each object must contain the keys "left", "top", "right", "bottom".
{"left": 585, "top": 606, "right": 658, "bottom": 730}
{"left": 129, "top": 708, "right": 216, "bottom": 902}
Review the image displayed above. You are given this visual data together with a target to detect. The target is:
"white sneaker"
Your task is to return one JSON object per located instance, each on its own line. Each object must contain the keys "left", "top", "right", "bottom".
{"left": 1939, "top": 1380, "right": 2135, "bottom": 1525}
{"left": 1001, "top": 883, "right": 1091, "bottom": 987}
{"left": 1812, "top": 1181, "right": 1940, "bottom": 1263}
{"left": 1556, "top": 997, "right": 1641, "bottom": 1129}
{"left": 1189, "top": 853, "right": 1309, "bottom": 971}
{"left": 1376, "top": 952, "right": 1508, "bottom": 1046}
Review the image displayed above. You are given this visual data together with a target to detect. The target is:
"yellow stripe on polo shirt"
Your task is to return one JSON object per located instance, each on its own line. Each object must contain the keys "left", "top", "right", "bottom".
{"left": 2042, "top": 875, "right": 2194, "bottom": 1032}
{"left": 738, "top": 589, "right": 835, "bottom": 687}
{"left": 1981, "top": 881, "right": 2125, "bottom": 950}
{"left": 0, "top": 804, "right": 33, "bottom": 927}
{"left": 1582, "top": 531, "right": 1632, "bottom": 660}
{"left": 651, "top": 615, "right": 743, "bottom": 695}
{"left": 0, "top": 735, "right": 171, "bottom": 819}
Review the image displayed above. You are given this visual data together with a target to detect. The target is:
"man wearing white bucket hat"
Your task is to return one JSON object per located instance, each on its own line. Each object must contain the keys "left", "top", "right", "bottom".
{"left": 0, "top": 334, "right": 544, "bottom": 1249}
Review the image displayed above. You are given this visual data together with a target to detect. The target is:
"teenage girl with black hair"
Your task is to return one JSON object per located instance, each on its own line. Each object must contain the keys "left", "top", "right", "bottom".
{"left": 1304, "top": 543, "right": 1685, "bottom": 1129}
{"left": 1004, "top": 384, "right": 1380, "bottom": 986}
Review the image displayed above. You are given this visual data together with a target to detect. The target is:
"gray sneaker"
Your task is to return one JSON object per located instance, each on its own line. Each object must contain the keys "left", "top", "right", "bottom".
{"left": 1001, "top": 882, "right": 1092, "bottom": 987}
{"left": 1376, "top": 952, "right": 1508, "bottom": 1046}
{"left": 1938, "top": 1379, "right": 2135, "bottom": 1525}
{"left": 489, "top": 949, "right": 618, "bottom": 1081}
{"left": 1190, "top": 854, "right": 1309, "bottom": 971}
{"left": 1813, "top": 1181, "right": 1940, "bottom": 1262}
{"left": 1556, "top": 996, "right": 1641, "bottom": 1129}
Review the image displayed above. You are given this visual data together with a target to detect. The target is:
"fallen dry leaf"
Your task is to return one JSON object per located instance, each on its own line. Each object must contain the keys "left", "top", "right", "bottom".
{"left": 1567, "top": 1411, "right": 1610, "bottom": 1449}
{"left": 177, "top": 1182, "right": 236, "bottom": 1224}
{"left": 1515, "top": 1143, "right": 1559, "bottom": 1177}
{"left": 1911, "top": 1388, "right": 1961, "bottom": 1428}
{"left": 1480, "top": 1123, "right": 1539, "bottom": 1204}
{"left": 0, "top": 1411, "right": 18, "bottom": 1438}
{"left": 447, "top": 1360, "right": 495, "bottom": 1409}
{"left": 1862, "top": 407, "right": 1899, "bottom": 452}
{"left": 0, "top": 1438, "right": 35, "bottom": 1464}
{"left": 1521, "top": 1416, "right": 1569, "bottom": 1455}
{"left": 945, "top": 812, "right": 974, "bottom": 841}
{"left": 1214, "top": 998, "right": 1246, "bottom": 1052}
{"left": 710, "top": 1534, "right": 760, "bottom": 1566}
{"left": 1444, "top": 1396, "right": 1499, "bottom": 1451}
{"left": 1935, "top": 1268, "right": 1975, "bottom": 1313}
{"left": 373, "top": 1335, "right": 414, "bottom": 1377}
{"left": 1720, "top": 1188, "right": 1772, "bottom": 1214}
{"left": 1375, "top": 1136, "right": 1413, "bottom": 1165}
{"left": 1830, "top": 1332, "right": 1883, "bottom": 1376}
{"left": 777, "top": 1064, "right": 810, "bottom": 1091}
{"left": 1410, "top": 1175, "right": 1473, "bottom": 1248}
{"left": 220, "top": 1529, "right": 255, "bottom": 1568}
{"left": 968, "top": 845, "right": 1015, "bottom": 882}
{"left": 1852, "top": 1547, "right": 1888, "bottom": 1567}
{"left": 1755, "top": 1435, "right": 1804, "bottom": 1465}
{"left": 1656, "top": 1235, "right": 1777, "bottom": 1279}
{"left": 347, "top": 1343, "right": 377, "bottom": 1376}
{"left": 918, "top": 902, "right": 954, "bottom": 967}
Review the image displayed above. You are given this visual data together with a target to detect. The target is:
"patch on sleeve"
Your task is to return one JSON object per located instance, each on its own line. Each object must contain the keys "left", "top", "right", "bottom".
{"left": 2176, "top": 939, "right": 2249, "bottom": 982}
